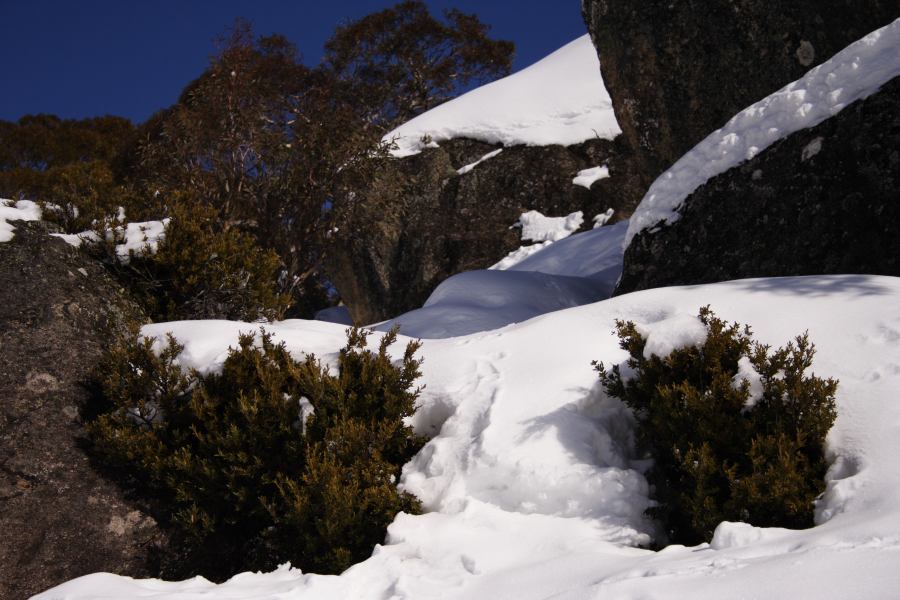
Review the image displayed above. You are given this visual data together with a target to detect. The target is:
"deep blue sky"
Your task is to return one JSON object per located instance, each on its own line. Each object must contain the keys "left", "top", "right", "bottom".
{"left": 1, "top": 1, "right": 587, "bottom": 124}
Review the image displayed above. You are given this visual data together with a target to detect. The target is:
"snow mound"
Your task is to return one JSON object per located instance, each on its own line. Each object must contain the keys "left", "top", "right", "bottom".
{"left": 625, "top": 18, "right": 900, "bottom": 248}
{"left": 385, "top": 35, "right": 621, "bottom": 157}
{"left": 503, "top": 219, "right": 626, "bottom": 280}
{"left": 39, "top": 274, "right": 900, "bottom": 600}
{"left": 382, "top": 221, "right": 627, "bottom": 339}
{"left": 0, "top": 198, "right": 41, "bottom": 242}
{"left": 376, "top": 269, "right": 612, "bottom": 339}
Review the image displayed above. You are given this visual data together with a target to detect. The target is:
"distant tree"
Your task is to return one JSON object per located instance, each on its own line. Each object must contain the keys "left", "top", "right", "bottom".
{"left": 134, "top": 11, "right": 513, "bottom": 317}
{"left": 324, "top": 0, "right": 514, "bottom": 129}
{"left": 132, "top": 20, "right": 378, "bottom": 316}
{"left": 2, "top": 8, "right": 514, "bottom": 319}
{"left": 0, "top": 114, "right": 133, "bottom": 172}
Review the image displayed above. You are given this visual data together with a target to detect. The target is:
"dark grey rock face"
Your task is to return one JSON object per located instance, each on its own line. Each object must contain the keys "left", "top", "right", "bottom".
{"left": 616, "top": 77, "right": 900, "bottom": 295}
{"left": 329, "top": 137, "right": 638, "bottom": 324}
{"left": 0, "top": 222, "right": 162, "bottom": 599}
{"left": 581, "top": 1, "right": 899, "bottom": 194}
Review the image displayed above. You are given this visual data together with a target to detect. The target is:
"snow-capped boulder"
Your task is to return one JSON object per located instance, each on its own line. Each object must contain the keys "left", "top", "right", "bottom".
{"left": 616, "top": 21, "right": 900, "bottom": 294}
{"left": 327, "top": 36, "right": 639, "bottom": 325}
{"left": 581, "top": 0, "right": 899, "bottom": 197}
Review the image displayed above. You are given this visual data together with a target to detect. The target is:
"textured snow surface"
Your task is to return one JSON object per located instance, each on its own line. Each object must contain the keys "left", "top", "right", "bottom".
{"left": 384, "top": 35, "right": 620, "bottom": 157}
{"left": 625, "top": 18, "right": 900, "bottom": 248}
{"left": 37, "top": 274, "right": 900, "bottom": 600}
{"left": 0, "top": 198, "right": 41, "bottom": 242}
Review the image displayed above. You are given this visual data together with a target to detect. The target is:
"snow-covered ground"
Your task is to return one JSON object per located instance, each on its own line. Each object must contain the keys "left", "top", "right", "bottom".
{"left": 37, "top": 274, "right": 900, "bottom": 600}
{"left": 384, "top": 35, "right": 620, "bottom": 157}
{"left": 626, "top": 17, "right": 900, "bottom": 248}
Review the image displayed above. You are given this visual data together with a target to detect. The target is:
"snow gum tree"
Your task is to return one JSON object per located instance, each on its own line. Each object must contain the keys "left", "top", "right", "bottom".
{"left": 130, "top": 7, "right": 513, "bottom": 317}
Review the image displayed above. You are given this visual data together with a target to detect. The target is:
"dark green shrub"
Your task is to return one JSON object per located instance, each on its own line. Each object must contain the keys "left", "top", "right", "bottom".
{"left": 113, "top": 199, "right": 291, "bottom": 322}
{"left": 0, "top": 160, "right": 148, "bottom": 233}
{"left": 595, "top": 307, "right": 837, "bottom": 545}
{"left": 87, "top": 326, "right": 424, "bottom": 579}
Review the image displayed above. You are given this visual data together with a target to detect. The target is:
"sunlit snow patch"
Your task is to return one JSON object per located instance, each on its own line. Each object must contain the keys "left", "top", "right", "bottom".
{"left": 572, "top": 165, "right": 610, "bottom": 189}
{"left": 0, "top": 198, "right": 41, "bottom": 242}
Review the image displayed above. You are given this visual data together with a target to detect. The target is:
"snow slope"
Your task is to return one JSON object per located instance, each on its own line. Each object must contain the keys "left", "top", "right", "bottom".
{"left": 626, "top": 17, "right": 900, "bottom": 248}
{"left": 378, "top": 220, "right": 627, "bottom": 339}
{"left": 37, "top": 274, "right": 900, "bottom": 600}
{"left": 384, "top": 35, "right": 620, "bottom": 157}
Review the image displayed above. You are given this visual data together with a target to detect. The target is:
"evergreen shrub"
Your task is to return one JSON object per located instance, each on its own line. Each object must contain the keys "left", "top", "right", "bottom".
{"left": 594, "top": 307, "right": 837, "bottom": 545}
{"left": 115, "top": 199, "right": 291, "bottom": 322}
{"left": 88, "top": 326, "right": 424, "bottom": 579}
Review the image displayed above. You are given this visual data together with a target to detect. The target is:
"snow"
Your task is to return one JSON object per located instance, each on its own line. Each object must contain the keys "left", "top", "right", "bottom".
{"left": 50, "top": 217, "right": 170, "bottom": 259}
{"left": 572, "top": 165, "right": 610, "bottom": 189}
{"left": 384, "top": 35, "right": 621, "bottom": 157}
{"left": 733, "top": 356, "right": 765, "bottom": 411}
{"left": 636, "top": 313, "right": 708, "bottom": 359}
{"left": 518, "top": 209, "right": 583, "bottom": 243}
{"left": 28, "top": 20, "right": 900, "bottom": 600}
{"left": 37, "top": 274, "right": 900, "bottom": 600}
{"left": 489, "top": 209, "right": 587, "bottom": 272}
{"left": 115, "top": 219, "right": 170, "bottom": 262}
{"left": 625, "top": 18, "right": 900, "bottom": 249}
{"left": 593, "top": 208, "right": 614, "bottom": 228}
{"left": 503, "top": 219, "right": 627, "bottom": 280}
{"left": 0, "top": 198, "right": 41, "bottom": 242}
{"left": 49, "top": 230, "right": 101, "bottom": 247}
{"left": 456, "top": 148, "right": 503, "bottom": 175}
{"left": 376, "top": 269, "right": 614, "bottom": 339}
{"left": 384, "top": 220, "right": 627, "bottom": 339}
{"left": 802, "top": 136, "right": 825, "bottom": 161}
{"left": 0, "top": 197, "right": 169, "bottom": 260}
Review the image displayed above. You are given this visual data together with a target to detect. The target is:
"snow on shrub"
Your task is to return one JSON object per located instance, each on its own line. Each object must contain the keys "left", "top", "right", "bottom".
{"left": 594, "top": 306, "right": 837, "bottom": 545}
{"left": 111, "top": 199, "right": 291, "bottom": 322}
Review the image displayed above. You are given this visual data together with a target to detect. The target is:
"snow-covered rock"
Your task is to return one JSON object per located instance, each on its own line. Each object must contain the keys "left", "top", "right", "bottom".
{"left": 384, "top": 35, "right": 620, "bottom": 157}
{"left": 625, "top": 18, "right": 900, "bottom": 248}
